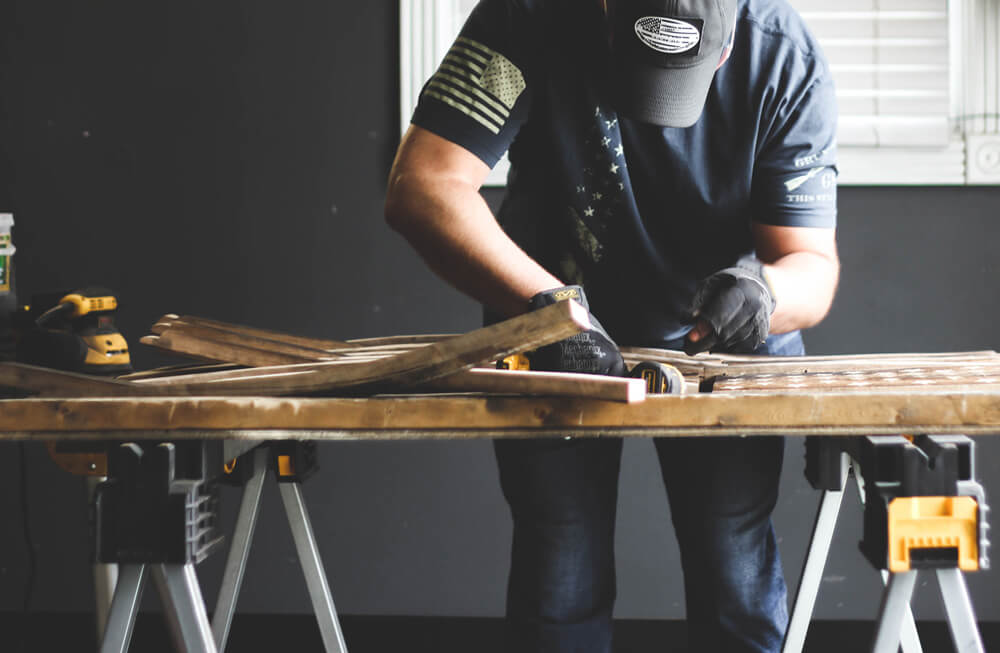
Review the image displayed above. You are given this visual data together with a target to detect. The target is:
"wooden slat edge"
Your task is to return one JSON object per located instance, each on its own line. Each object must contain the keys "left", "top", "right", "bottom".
{"left": 424, "top": 368, "right": 646, "bottom": 403}
{"left": 0, "top": 363, "right": 156, "bottom": 397}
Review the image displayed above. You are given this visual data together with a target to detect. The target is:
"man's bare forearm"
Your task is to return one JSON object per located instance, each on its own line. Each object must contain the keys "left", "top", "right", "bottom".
{"left": 764, "top": 250, "right": 839, "bottom": 334}
{"left": 384, "top": 170, "right": 562, "bottom": 318}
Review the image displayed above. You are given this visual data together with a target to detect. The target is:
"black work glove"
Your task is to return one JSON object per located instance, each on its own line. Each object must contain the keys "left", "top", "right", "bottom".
{"left": 684, "top": 255, "right": 776, "bottom": 355}
{"left": 527, "top": 286, "right": 626, "bottom": 376}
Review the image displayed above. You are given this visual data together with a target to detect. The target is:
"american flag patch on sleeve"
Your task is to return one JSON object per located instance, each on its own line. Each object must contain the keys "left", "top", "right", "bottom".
{"left": 421, "top": 36, "right": 526, "bottom": 135}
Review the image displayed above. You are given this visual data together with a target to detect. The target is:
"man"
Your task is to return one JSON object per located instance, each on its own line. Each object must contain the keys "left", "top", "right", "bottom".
{"left": 384, "top": 0, "right": 839, "bottom": 650}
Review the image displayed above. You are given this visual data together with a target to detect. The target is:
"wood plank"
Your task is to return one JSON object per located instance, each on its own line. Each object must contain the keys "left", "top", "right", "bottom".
{"left": 159, "top": 314, "right": 451, "bottom": 353}
{"left": 117, "top": 362, "right": 241, "bottom": 381}
{"left": 147, "top": 318, "right": 643, "bottom": 403}
{"left": 159, "top": 314, "right": 355, "bottom": 351}
{"left": 622, "top": 347, "right": 1000, "bottom": 379}
{"left": 713, "top": 365, "right": 1000, "bottom": 393}
{"left": 155, "top": 315, "right": 436, "bottom": 358}
{"left": 152, "top": 318, "right": 341, "bottom": 358}
{"left": 343, "top": 334, "right": 454, "bottom": 347}
{"left": 2, "top": 389, "right": 1000, "bottom": 438}
{"left": 0, "top": 363, "right": 158, "bottom": 397}
{"left": 422, "top": 368, "right": 647, "bottom": 403}
{"left": 623, "top": 347, "right": 998, "bottom": 365}
{"left": 135, "top": 299, "right": 591, "bottom": 395}
{"left": 142, "top": 332, "right": 318, "bottom": 366}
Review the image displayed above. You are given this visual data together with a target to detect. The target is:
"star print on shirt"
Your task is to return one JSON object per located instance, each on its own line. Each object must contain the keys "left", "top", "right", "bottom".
{"left": 566, "top": 105, "right": 631, "bottom": 262}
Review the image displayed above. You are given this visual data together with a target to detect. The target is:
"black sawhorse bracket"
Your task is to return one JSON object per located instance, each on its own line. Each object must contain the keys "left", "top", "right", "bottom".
{"left": 93, "top": 440, "right": 345, "bottom": 653}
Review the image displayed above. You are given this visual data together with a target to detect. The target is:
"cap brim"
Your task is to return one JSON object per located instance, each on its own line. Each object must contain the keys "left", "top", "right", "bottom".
{"left": 613, "top": 60, "right": 717, "bottom": 128}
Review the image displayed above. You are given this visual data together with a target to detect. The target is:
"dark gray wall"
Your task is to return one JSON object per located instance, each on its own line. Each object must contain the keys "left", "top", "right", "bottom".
{"left": 1, "top": 0, "right": 998, "bottom": 623}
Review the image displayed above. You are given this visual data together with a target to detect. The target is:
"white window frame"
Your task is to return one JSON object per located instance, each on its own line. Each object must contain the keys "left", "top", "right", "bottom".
{"left": 399, "top": 0, "right": 1000, "bottom": 186}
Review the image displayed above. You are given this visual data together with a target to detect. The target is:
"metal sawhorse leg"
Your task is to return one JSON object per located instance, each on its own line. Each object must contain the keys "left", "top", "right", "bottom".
{"left": 871, "top": 568, "right": 984, "bottom": 653}
{"left": 101, "top": 563, "right": 216, "bottom": 653}
{"left": 783, "top": 436, "right": 988, "bottom": 653}
{"left": 211, "top": 443, "right": 347, "bottom": 653}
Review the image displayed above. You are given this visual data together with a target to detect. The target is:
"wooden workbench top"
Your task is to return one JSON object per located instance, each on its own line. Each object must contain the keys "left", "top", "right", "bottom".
{"left": 2, "top": 388, "right": 999, "bottom": 439}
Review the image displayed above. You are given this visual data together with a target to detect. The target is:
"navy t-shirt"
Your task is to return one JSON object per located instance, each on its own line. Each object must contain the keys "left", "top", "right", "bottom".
{"left": 411, "top": 0, "right": 837, "bottom": 346}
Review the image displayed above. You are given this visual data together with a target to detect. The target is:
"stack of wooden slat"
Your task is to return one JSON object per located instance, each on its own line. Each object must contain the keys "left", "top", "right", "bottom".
{"left": 0, "top": 300, "right": 648, "bottom": 403}
{"left": 621, "top": 347, "right": 1000, "bottom": 393}
{"left": 1, "top": 300, "right": 996, "bottom": 402}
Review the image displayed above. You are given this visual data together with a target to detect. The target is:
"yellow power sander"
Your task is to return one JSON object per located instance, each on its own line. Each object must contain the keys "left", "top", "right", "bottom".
{"left": 14, "top": 287, "right": 132, "bottom": 375}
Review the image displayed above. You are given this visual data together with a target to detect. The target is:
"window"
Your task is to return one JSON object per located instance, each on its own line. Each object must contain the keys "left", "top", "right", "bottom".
{"left": 791, "top": 0, "right": 1000, "bottom": 184}
{"left": 399, "top": 0, "right": 511, "bottom": 186}
{"left": 400, "top": 0, "right": 1000, "bottom": 185}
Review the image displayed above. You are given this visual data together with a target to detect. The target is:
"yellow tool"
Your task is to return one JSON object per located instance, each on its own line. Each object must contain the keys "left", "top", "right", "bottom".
{"left": 628, "top": 361, "right": 685, "bottom": 395}
{"left": 16, "top": 287, "right": 131, "bottom": 374}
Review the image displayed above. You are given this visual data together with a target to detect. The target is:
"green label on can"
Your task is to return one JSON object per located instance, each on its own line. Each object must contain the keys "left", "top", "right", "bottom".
{"left": 0, "top": 255, "right": 8, "bottom": 290}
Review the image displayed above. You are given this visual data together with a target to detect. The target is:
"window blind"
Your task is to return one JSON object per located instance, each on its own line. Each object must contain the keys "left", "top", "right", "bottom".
{"left": 790, "top": 0, "right": 953, "bottom": 148}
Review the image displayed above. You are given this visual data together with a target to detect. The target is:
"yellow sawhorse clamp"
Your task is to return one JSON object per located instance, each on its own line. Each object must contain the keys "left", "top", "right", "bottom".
{"left": 783, "top": 435, "right": 989, "bottom": 653}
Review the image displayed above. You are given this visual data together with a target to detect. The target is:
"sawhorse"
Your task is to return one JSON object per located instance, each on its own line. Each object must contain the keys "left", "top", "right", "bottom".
{"left": 783, "top": 435, "right": 990, "bottom": 653}
{"left": 211, "top": 443, "right": 347, "bottom": 652}
{"left": 94, "top": 440, "right": 347, "bottom": 653}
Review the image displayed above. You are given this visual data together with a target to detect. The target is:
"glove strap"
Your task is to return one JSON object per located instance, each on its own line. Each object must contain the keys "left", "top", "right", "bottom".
{"left": 528, "top": 285, "right": 590, "bottom": 311}
{"left": 731, "top": 255, "right": 776, "bottom": 314}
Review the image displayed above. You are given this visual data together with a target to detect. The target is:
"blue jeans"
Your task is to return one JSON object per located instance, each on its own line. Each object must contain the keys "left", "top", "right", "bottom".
{"left": 494, "top": 332, "right": 803, "bottom": 653}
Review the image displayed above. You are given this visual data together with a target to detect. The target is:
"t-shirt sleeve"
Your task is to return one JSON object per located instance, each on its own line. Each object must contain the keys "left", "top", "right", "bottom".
{"left": 751, "top": 72, "right": 838, "bottom": 229}
{"left": 409, "top": 0, "right": 533, "bottom": 168}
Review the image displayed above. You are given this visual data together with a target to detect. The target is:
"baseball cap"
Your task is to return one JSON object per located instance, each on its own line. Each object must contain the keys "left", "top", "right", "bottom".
{"left": 610, "top": 0, "right": 737, "bottom": 128}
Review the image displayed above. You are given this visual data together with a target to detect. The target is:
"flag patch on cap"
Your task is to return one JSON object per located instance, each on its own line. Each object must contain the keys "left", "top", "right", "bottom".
{"left": 634, "top": 16, "right": 703, "bottom": 54}
{"left": 422, "top": 36, "right": 526, "bottom": 135}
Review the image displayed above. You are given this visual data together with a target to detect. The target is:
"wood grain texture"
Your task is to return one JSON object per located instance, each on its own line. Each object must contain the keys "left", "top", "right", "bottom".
{"left": 157, "top": 314, "right": 450, "bottom": 352}
{"left": 151, "top": 319, "right": 340, "bottom": 359}
{"left": 1, "top": 389, "right": 999, "bottom": 439}
{"left": 422, "top": 368, "right": 647, "bottom": 403}
{"left": 117, "top": 362, "right": 241, "bottom": 381}
{"left": 147, "top": 317, "right": 642, "bottom": 403}
{"left": 158, "top": 314, "right": 354, "bottom": 351}
{"left": 713, "top": 366, "right": 1000, "bottom": 393}
{"left": 142, "top": 332, "right": 318, "bottom": 366}
{"left": 0, "top": 363, "right": 159, "bottom": 397}
{"left": 134, "top": 299, "right": 591, "bottom": 395}
{"left": 622, "top": 347, "right": 1000, "bottom": 379}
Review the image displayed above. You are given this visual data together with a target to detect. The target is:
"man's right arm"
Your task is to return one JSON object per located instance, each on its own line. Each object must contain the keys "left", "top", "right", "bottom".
{"left": 384, "top": 124, "right": 563, "bottom": 318}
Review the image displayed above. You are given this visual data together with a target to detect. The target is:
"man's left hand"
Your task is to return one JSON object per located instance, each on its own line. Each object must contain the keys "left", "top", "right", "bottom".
{"left": 684, "top": 255, "right": 776, "bottom": 355}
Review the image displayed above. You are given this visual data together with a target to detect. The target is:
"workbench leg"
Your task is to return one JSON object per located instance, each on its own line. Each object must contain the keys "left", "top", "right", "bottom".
{"left": 99, "top": 564, "right": 147, "bottom": 653}
{"left": 871, "top": 571, "right": 918, "bottom": 653}
{"left": 152, "top": 563, "right": 217, "bottom": 653}
{"left": 879, "top": 570, "right": 923, "bottom": 653}
{"left": 936, "top": 568, "right": 985, "bottom": 653}
{"left": 279, "top": 481, "right": 348, "bottom": 653}
{"left": 783, "top": 485, "right": 846, "bottom": 653}
{"left": 89, "top": 476, "right": 120, "bottom": 644}
{"left": 95, "top": 562, "right": 119, "bottom": 643}
{"left": 212, "top": 446, "right": 269, "bottom": 651}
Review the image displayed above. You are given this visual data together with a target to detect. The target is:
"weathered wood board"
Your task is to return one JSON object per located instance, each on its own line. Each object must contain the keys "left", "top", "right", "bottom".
{"left": 1, "top": 389, "right": 999, "bottom": 439}
{"left": 713, "top": 365, "right": 1000, "bottom": 393}
{"left": 147, "top": 310, "right": 644, "bottom": 403}
{"left": 622, "top": 347, "right": 1000, "bottom": 379}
